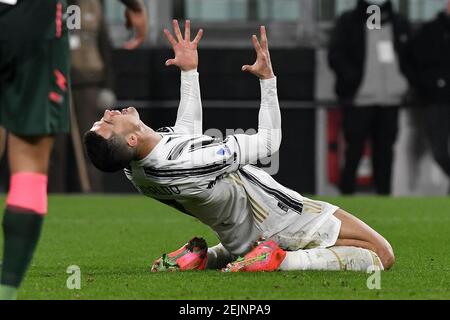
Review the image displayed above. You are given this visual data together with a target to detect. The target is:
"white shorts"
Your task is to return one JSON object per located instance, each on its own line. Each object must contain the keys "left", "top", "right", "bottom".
{"left": 270, "top": 198, "right": 341, "bottom": 251}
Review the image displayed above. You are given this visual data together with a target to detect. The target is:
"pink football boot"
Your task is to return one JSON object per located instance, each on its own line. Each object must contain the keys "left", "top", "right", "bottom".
{"left": 151, "top": 237, "right": 208, "bottom": 272}
{"left": 222, "top": 239, "right": 286, "bottom": 272}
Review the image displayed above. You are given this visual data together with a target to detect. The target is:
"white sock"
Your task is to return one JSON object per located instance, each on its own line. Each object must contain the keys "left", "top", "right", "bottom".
{"left": 206, "top": 243, "right": 233, "bottom": 270}
{"left": 279, "top": 246, "right": 384, "bottom": 272}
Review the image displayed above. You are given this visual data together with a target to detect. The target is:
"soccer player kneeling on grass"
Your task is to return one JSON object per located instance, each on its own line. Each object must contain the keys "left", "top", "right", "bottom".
{"left": 83, "top": 20, "right": 395, "bottom": 273}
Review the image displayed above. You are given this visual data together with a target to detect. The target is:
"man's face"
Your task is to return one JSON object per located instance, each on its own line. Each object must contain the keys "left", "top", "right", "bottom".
{"left": 91, "top": 107, "right": 141, "bottom": 140}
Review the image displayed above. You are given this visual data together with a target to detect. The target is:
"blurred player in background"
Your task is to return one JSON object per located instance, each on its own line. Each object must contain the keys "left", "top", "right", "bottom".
{"left": 328, "top": 0, "right": 413, "bottom": 195}
{"left": 408, "top": 0, "right": 450, "bottom": 189}
{"left": 0, "top": 0, "right": 147, "bottom": 300}
{"left": 50, "top": 0, "right": 117, "bottom": 193}
{"left": 84, "top": 21, "right": 395, "bottom": 274}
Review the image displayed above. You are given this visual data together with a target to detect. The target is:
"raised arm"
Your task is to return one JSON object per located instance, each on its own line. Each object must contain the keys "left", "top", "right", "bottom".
{"left": 234, "top": 26, "right": 282, "bottom": 165}
{"left": 164, "top": 20, "right": 204, "bottom": 135}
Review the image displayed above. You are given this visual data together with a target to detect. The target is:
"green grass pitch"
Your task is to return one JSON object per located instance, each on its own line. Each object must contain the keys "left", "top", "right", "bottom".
{"left": 1, "top": 195, "right": 449, "bottom": 300}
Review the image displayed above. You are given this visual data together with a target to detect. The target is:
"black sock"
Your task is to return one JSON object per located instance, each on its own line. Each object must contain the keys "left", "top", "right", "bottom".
{"left": 1, "top": 206, "right": 44, "bottom": 287}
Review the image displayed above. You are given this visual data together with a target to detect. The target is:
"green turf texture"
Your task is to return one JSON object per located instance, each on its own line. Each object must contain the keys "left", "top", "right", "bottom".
{"left": 1, "top": 195, "right": 449, "bottom": 300}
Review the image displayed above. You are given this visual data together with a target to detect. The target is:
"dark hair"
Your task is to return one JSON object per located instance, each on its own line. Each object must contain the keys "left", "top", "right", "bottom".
{"left": 83, "top": 131, "right": 136, "bottom": 173}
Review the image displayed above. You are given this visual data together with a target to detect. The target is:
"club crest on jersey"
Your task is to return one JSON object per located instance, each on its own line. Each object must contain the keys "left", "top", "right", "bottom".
{"left": 217, "top": 146, "right": 231, "bottom": 156}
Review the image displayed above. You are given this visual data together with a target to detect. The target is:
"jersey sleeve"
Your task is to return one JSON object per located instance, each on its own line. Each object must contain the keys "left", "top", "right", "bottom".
{"left": 171, "top": 69, "right": 203, "bottom": 135}
{"left": 231, "top": 77, "right": 282, "bottom": 166}
{"left": 158, "top": 78, "right": 280, "bottom": 173}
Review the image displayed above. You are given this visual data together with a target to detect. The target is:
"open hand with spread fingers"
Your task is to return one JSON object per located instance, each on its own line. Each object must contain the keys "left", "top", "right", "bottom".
{"left": 242, "top": 26, "right": 275, "bottom": 80}
{"left": 163, "top": 19, "right": 204, "bottom": 72}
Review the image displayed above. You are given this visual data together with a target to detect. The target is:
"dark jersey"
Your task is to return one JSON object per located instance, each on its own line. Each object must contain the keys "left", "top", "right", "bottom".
{"left": 0, "top": 0, "right": 67, "bottom": 40}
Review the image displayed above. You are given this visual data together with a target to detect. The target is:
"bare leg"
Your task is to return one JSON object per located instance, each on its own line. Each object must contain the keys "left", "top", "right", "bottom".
{"left": 334, "top": 209, "right": 395, "bottom": 269}
{"left": 8, "top": 134, "right": 54, "bottom": 174}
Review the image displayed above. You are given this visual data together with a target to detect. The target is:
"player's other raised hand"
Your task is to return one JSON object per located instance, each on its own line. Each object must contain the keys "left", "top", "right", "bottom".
{"left": 164, "top": 20, "right": 204, "bottom": 71}
{"left": 242, "top": 26, "right": 275, "bottom": 80}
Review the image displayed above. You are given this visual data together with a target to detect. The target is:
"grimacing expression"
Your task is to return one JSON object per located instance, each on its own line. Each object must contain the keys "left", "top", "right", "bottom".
{"left": 91, "top": 107, "right": 141, "bottom": 140}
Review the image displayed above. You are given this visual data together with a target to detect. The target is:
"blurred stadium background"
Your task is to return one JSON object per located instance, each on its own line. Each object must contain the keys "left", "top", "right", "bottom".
{"left": 1, "top": 0, "right": 448, "bottom": 196}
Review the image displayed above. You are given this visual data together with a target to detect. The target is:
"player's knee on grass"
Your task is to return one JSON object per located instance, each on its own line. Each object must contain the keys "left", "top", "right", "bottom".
{"left": 334, "top": 209, "right": 395, "bottom": 270}
{"left": 376, "top": 240, "right": 395, "bottom": 270}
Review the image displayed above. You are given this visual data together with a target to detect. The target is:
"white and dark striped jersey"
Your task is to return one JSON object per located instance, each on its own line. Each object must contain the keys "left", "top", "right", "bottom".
{"left": 125, "top": 71, "right": 332, "bottom": 257}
